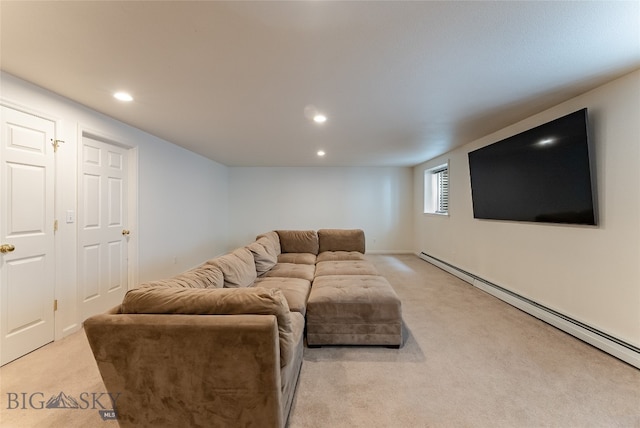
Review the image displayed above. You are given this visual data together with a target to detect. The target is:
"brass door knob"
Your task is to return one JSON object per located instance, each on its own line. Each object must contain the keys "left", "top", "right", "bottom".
{"left": 0, "top": 244, "right": 15, "bottom": 254}
{"left": 122, "top": 229, "right": 130, "bottom": 236}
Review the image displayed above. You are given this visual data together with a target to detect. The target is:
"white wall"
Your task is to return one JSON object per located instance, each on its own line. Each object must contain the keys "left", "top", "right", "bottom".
{"left": 228, "top": 167, "right": 414, "bottom": 252}
{"left": 0, "top": 72, "right": 229, "bottom": 338}
{"left": 138, "top": 140, "right": 228, "bottom": 280}
{"left": 413, "top": 70, "right": 640, "bottom": 347}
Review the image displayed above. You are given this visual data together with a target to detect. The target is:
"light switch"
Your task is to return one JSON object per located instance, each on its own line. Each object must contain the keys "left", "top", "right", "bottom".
{"left": 66, "top": 210, "right": 76, "bottom": 224}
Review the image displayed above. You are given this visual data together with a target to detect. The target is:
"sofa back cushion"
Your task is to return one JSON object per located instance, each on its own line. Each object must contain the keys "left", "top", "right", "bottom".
{"left": 256, "top": 231, "right": 281, "bottom": 255}
{"left": 247, "top": 237, "right": 278, "bottom": 276}
{"left": 140, "top": 264, "right": 224, "bottom": 289}
{"left": 207, "top": 247, "right": 257, "bottom": 288}
{"left": 318, "top": 229, "right": 366, "bottom": 254}
{"left": 277, "top": 230, "right": 319, "bottom": 255}
{"left": 120, "top": 287, "right": 294, "bottom": 366}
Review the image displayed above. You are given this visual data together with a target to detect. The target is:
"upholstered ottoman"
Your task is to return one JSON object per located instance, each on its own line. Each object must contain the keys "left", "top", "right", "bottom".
{"left": 306, "top": 275, "right": 403, "bottom": 347}
{"left": 315, "top": 260, "right": 379, "bottom": 276}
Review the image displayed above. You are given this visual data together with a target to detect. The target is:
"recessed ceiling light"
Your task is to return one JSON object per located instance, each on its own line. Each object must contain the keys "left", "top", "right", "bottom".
{"left": 317, "top": 150, "right": 326, "bottom": 157}
{"left": 114, "top": 92, "right": 133, "bottom": 102}
{"left": 313, "top": 114, "right": 327, "bottom": 124}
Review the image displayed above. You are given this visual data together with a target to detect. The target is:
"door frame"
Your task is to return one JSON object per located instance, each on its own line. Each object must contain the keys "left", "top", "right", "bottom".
{"left": 77, "top": 126, "right": 139, "bottom": 320}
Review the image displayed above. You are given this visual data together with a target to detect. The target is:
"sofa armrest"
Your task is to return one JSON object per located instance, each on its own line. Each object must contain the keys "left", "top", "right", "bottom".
{"left": 85, "top": 313, "right": 283, "bottom": 428}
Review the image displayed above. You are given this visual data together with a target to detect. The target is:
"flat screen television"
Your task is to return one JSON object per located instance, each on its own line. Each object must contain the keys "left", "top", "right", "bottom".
{"left": 468, "top": 108, "right": 597, "bottom": 225}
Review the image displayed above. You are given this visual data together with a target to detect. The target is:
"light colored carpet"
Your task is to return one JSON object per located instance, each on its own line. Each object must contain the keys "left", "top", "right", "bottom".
{"left": 0, "top": 319, "right": 117, "bottom": 427}
{"left": 1, "top": 254, "right": 639, "bottom": 427}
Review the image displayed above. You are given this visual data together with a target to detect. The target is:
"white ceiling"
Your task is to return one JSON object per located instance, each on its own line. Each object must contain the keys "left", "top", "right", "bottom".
{"left": 1, "top": 1, "right": 639, "bottom": 167}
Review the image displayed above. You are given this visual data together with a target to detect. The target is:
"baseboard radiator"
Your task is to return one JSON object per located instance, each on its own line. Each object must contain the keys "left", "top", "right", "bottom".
{"left": 418, "top": 252, "right": 640, "bottom": 370}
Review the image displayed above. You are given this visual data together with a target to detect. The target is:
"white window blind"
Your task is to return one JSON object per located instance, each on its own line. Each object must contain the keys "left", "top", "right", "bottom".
{"left": 433, "top": 166, "right": 449, "bottom": 214}
{"left": 424, "top": 162, "right": 449, "bottom": 215}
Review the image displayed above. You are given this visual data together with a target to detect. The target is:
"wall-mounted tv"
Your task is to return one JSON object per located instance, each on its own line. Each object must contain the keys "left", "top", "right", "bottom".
{"left": 468, "top": 108, "right": 597, "bottom": 225}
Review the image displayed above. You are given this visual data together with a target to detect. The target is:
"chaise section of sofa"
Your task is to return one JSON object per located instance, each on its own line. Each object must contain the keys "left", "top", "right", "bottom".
{"left": 306, "top": 274, "right": 403, "bottom": 347}
{"left": 307, "top": 228, "right": 403, "bottom": 347}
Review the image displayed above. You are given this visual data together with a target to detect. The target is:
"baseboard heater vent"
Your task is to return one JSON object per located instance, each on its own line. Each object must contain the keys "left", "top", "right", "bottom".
{"left": 418, "top": 252, "right": 640, "bottom": 370}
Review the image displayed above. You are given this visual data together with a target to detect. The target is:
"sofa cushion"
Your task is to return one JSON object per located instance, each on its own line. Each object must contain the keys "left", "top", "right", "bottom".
{"left": 318, "top": 229, "right": 365, "bottom": 253}
{"left": 247, "top": 238, "right": 278, "bottom": 275}
{"left": 262, "top": 263, "right": 315, "bottom": 282}
{"left": 257, "top": 236, "right": 279, "bottom": 259}
{"left": 277, "top": 252, "right": 316, "bottom": 265}
{"left": 276, "top": 230, "right": 319, "bottom": 255}
{"left": 253, "top": 277, "right": 312, "bottom": 315}
{"left": 140, "top": 264, "right": 224, "bottom": 289}
{"left": 315, "top": 260, "right": 379, "bottom": 276}
{"left": 120, "top": 287, "right": 295, "bottom": 367}
{"left": 307, "top": 275, "right": 401, "bottom": 323}
{"left": 256, "top": 231, "right": 281, "bottom": 255}
{"left": 207, "top": 247, "right": 257, "bottom": 288}
{"left": 316, "top": 251, "right": 366, "bottom": 262}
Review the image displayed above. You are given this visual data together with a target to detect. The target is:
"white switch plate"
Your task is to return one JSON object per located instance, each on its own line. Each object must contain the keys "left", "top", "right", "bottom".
{"left": 66, "top": 210, "right": 76, "bottom": 223}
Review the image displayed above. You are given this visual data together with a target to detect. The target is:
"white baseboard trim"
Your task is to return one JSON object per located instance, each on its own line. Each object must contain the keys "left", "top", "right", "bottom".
{"left": 418, "top": 252, "right": 640, "bottom": 370}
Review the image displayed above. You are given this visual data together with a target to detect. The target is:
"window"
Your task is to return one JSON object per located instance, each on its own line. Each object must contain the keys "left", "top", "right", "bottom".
{"left": 424, "top": 162, "right": 449, "bottom": 215}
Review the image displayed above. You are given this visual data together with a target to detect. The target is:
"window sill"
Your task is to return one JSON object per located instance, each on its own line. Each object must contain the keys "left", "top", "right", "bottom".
{"left": 424, "top": 212, "right": 449, "bottom": 217}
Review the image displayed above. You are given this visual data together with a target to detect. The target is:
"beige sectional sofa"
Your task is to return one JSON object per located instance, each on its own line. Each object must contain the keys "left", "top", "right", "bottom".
{"left": 85, "top": 229, "right": 402, "bottom": 428}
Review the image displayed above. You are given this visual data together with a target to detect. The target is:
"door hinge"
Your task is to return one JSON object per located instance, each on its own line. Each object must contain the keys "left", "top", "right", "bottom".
{"left": 54, "top": 220, "right": 58, "bottom": 232}
{"left": 51, "top": 139, "right": 65, "bottom": 152}
{"left": 54, "top": 299, "right": 58, "bottom": 311}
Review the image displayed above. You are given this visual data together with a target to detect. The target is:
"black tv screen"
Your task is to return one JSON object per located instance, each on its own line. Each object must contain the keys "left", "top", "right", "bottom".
{"left": 468, "top": 108, "right": 597, "bottom": 225}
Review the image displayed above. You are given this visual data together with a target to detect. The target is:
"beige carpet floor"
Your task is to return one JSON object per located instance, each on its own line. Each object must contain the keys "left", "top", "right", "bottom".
{"left": 1, "top": 254, "right": 639, "bottom": 427}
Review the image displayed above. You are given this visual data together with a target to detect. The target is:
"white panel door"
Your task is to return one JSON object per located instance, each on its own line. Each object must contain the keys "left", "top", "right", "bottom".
{"left": 0, "top": 106, "right": 56, "bottom": 365}
{"left": 79, "top": 136, "right": 128, "bottom": 321}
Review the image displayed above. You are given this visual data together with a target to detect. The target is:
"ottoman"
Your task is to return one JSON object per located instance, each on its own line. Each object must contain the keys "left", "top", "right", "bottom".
{"left": 315, "top": 260, "right": 379, "bottom": 276}
{"left": 306, "top": 275, "right": 403, "bottom": 347}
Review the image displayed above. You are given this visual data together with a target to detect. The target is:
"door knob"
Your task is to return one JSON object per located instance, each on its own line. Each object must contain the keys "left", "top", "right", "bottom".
{"left": 0, "top": 244, "right": 15, "bottom": 254}
{"left": 122, "top": 230, "right": 130, "bottom": 236}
